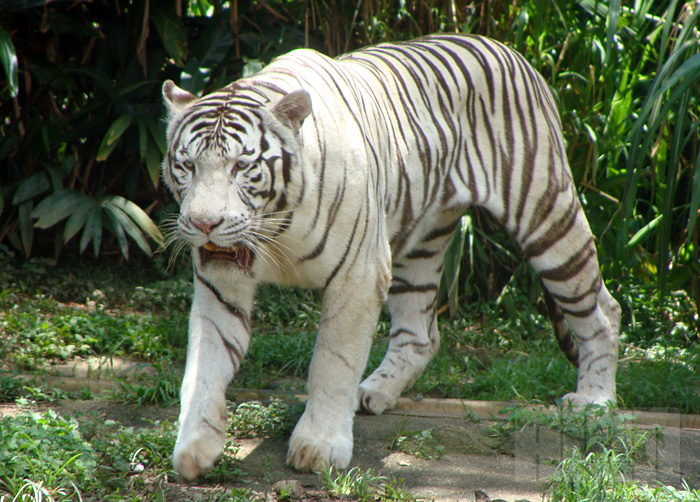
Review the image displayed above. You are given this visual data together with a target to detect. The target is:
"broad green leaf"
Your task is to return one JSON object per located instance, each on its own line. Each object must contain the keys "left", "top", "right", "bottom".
{"left": 0, "top": 27, "right": 18, "bottom": 98}
{"left": 152, "top": 7, "right": 188, "bottom": 67}
{"left": 18, "top": 200, "right": 33, "bottom": 257}
{"left": 105, "top": 195, "right": 163, "bottom": 246}
{"left": 12, "top": 171, "right": 50, "bottom": 205}
{"left": 440, "top": 215, "right": 470, "bottom": 316}
{"left": 605, "top": 0, "right": 620, "bottom": 65}
{"left": 31, "top": 189, "right": 90, "bottom": 229}
{"left": 80, "top": 208, "right": 103, "bottom": 256}
{"left": 103, "top": 200, "right": 152, "bottom": 257}
{"left": 627, "top": 215, "right": 662, "bottom": 248}
{"left": 687, "top": 152, "right": 700, "bottom": 242}
{"left": 103, "top": 205, "right": 131, "bottom": 259}
{"left": 138, "top": 121, "right": 148, "bottom": 161}
{"left": 96, "top": 114, "right": 134, "bottom": 161}
{"left": 64, "top": 197, "right": 99, "bottom": 243}
{"left": 144, "top": 117, "right": 167, "bottom": 155}
{"left": 145, "top": 140, "right": 162, "bottom": 187}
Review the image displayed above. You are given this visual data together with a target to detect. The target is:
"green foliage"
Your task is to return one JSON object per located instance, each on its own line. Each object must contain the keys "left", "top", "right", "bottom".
{"left": 617, "top": 346, "right": 700, "bottom": 414}
{"left": 229, "top": 398, "right": 304, "bottom": 439}
{"left": 0, "top": 410, "right": 96, "bottom": 500}
{"left": 1, "top": 0, "right": 696, "bottom": 318}
{"left": 491, "top": 403, "right": 660, "bottom": 456}
{"left": 112, "top": 358, "right": 182, "bottom": 407}
{"left": 389, "top": 424, "right": 445, "bottom": 460}
{"left": 545, "top": 429, "right": 700, "bottom": 502}
{"left": 86, "top": 418, "right": 177, "bottom": 489}
{"left": 0, "top": 292, "right": 187, "bottom": 370}
{"left": 322, "top": 467, "right": 419, "bottom": 502}
{"left": 546, "top": 439, "right": 646, "bottom": 502}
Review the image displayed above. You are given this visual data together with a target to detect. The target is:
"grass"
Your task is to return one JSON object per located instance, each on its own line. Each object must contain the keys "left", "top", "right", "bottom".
{"left": 546, "top": 438, "right": 700, "bottom": 502}
{"left": 388, "top": 417, "right": 445, "bottom": 460}
{"left": 322, "top": 467, "right": 420, "bottom": 502}
{"left": 1, "top": 252, "right": 699, "bottom": 500}
{"left": 1, "top": 253, "right": 699, "bottom": 412}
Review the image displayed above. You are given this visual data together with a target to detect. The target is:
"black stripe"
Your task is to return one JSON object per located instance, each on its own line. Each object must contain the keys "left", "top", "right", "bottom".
{"left": 389, "top": 279, "right": 438, "bottom": 295}
{"left": 538, "top": 242, "right": 595, "bottom": 283}
{"left": 205, "top": 317, "right": 244, "bottom": 370}
{"left": 194, "top": 270, "right": 251, "bottom": 332}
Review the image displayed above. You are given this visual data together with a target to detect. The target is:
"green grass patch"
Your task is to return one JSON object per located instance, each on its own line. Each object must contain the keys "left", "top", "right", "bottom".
{"left": 2, "top": 255, "right": 699, "bottom": 413}
{"left": 322, "top": 467, "right": 419, "bottom": 502}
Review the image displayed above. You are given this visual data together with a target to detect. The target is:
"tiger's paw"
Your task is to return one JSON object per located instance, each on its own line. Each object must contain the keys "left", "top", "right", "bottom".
{"left": 357, "top": 383, "right": 397, "bottom": 415}
{"left": 286, "top": 413, "right": 353, "bottom": 472}
{"left": 286, "top": 434, "right": 352, "bottom": 472}
{"left": 173, "top": 422, "right": 226, "bottom": 481}
{"left": 561, "top": 391, "right": 616, "bottom": 408}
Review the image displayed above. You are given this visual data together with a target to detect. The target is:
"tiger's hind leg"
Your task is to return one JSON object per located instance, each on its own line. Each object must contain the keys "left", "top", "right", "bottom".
{"left": 521, "top": 186, "right": 620, "bottom": 407}
{"left": 358, "top": 221, "right": 456, "bottom": 415}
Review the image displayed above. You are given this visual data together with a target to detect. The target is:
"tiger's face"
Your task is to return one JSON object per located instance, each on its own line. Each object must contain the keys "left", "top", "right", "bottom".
{"left": 161, "top": 81, "right": 311, "bottom": 272}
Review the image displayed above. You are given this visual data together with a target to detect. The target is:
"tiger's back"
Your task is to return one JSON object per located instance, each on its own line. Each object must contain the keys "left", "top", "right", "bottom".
{"left": 161, "top": 34, "right": 620, "bottom": 478}
{"left": 249, "top": 36, "right": 576, "bottom": 280}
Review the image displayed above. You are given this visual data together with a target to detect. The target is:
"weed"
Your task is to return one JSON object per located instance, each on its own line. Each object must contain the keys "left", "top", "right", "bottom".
{"left": 88, "top": 418, "right": 176, "bottom": 475}
{"left": 0, "top": 373, "right": 30, "bottom": 402}
{"left": 389, "top": 419, "right": 444, "bottom": 460}
{"left": 490, "top": 402, "right": 661, "bottom": 457}
{"left": 322, "top": 467, "right": 389, "bottom": 502}
{"left": 0, "top": 479, "right": 82, "bottom": 502}
{"left": 321, "top": 467, "right": 421, "bottom": 502}
{"left": 546, "top": 441, "right": 640, "bottom": 502}
{"left": 543, "top": 432, "right": 698, "bottom": 502}
{"left": 229, "top": 398, "right": 304, "bottom": 439}
{"left": 632, "top": 482, "right": 700, "bottom": 502}
{"left": 0, "top": 410, "right": 95, "bottom": 500}
{"left": 201, "top": 439, "right": 245, "bottom": 485}
{"left": 210, "top": 486, "right": 265, "bottom": 502}
{"left": 111, "top": 358, "right": 181, "bottom": 407}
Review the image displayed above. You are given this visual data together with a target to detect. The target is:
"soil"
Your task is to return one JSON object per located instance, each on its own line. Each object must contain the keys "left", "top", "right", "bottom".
{"left": 5, "top": 392, "right": 698, "bottom": 502}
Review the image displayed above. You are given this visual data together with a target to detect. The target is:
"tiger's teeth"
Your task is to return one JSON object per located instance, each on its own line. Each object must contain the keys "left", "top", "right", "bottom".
{"left": 204, "top": 243, "right": 241, "bottom": 252}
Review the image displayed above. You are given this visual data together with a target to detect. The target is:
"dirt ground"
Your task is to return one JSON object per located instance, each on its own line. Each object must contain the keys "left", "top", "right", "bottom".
{"left": 23, "top": 392, "right": 698, "bottom": 502}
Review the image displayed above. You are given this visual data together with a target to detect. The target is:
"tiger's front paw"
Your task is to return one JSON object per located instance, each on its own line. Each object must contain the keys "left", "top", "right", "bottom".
{"left": 173, "top": 420, "right": 226, "bottom": 481}
{"left": 286, "top": 412, "right": 353, "bottom": 472}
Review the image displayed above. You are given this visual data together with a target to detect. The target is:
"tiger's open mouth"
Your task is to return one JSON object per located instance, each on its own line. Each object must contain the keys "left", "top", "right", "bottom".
{"left": 200, "top": 242, "right": 253, "bottom": 270}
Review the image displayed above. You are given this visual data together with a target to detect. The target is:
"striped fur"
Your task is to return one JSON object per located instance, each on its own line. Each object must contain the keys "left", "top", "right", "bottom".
{"left": 161, "top": 34, "right": 620, "bottom": 478}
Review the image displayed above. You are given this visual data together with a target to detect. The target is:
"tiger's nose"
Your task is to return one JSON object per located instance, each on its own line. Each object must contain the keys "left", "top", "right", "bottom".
{"left": 190, "top": 216, "right": 223, "bottom": 235}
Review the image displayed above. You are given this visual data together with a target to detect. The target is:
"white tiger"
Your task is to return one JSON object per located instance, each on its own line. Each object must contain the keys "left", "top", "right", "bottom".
{"left": 160, "top": 34, "right": 620, "bottom": 479}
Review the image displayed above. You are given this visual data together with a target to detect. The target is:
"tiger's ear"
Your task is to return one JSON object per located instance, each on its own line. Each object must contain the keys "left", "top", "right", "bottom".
{"left": 272, "top": 90, "right": 311, "bottom": 134}
{"left": 162, "top": 80, "right": 197, "bottom": 115}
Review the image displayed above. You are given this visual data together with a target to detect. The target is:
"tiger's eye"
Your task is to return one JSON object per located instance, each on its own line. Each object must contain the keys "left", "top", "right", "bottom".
{"left": 183, "top": 160, "right": 195, "bottom": 170}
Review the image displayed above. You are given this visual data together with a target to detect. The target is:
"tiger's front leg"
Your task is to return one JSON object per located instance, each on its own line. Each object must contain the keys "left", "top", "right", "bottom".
{"left": 173, "top": 274, "right": 254, "bottom": 480}
{"left": 286, "top": 267, "right": 389, "bottom": 471}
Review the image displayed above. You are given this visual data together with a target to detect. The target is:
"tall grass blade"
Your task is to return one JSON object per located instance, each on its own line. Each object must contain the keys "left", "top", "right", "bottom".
{"left": 605, "top": 0, "right": 621, "bottom": 65}
{"left": 688, "top": 151, "right": 700, "bottom": 242}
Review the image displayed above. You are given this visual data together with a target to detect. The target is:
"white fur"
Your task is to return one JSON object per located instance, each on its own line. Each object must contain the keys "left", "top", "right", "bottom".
{"left": 161, "top": 35, "right": 620, "bottom": 478}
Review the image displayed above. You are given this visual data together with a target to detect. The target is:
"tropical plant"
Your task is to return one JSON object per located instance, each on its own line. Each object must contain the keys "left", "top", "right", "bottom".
{"left": 1, "top": 0, "right": 698, "bottom": 327}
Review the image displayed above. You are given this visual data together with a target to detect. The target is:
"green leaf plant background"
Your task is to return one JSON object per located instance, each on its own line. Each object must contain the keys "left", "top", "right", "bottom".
{"left": 0, "top": 0, "right": 698, "bottom": 327}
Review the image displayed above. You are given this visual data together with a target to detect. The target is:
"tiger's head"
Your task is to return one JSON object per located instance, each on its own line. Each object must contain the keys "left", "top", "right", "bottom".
{"left": 161, "top": 81, "right": 311, "bottom": 272}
